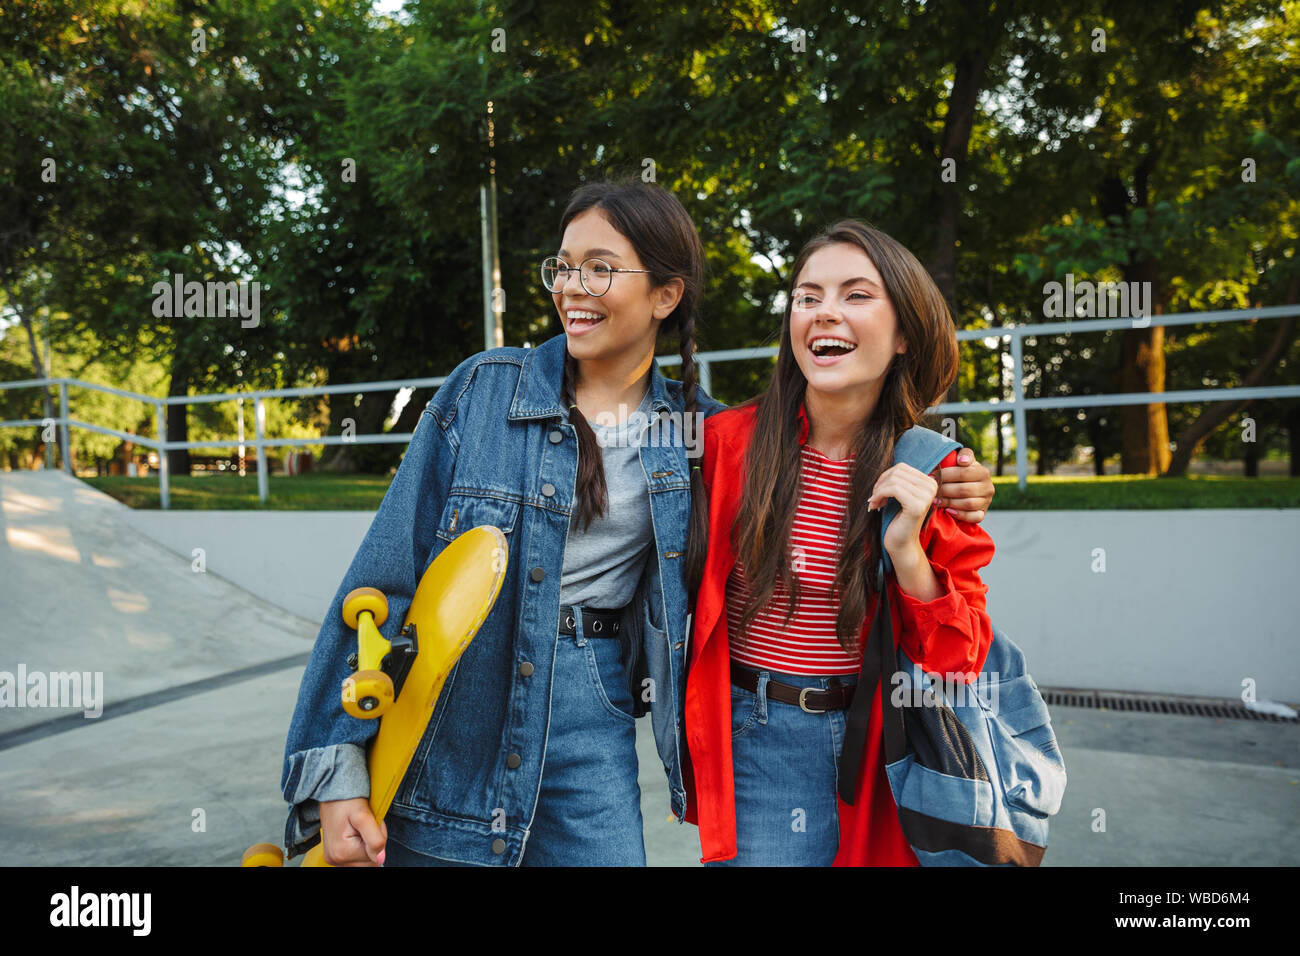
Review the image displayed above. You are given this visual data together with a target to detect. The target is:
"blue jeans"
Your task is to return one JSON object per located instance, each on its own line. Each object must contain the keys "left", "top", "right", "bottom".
{"left": 384, "top": 608, "right": 646, "bottom": 866}
{"left": 707, "top": 666, "right": 860, "bottom": 867}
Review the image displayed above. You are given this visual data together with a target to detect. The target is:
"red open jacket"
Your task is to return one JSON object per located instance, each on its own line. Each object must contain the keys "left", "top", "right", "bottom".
{"left": 682, "top": 402, "right": 996, "bottom": 865}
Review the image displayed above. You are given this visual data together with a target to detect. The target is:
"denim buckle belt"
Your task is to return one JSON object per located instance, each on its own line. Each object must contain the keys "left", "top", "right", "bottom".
{"left": 558, "top": 604, "right": 623, "bottom": 637}
{"left": 730, "top": 662, "right": 856, "bottom": 714}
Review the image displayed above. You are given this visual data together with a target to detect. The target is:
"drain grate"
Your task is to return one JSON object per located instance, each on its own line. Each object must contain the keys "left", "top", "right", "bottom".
{"left": 1040, "top": 687, "right": 1299, "bottom": 723}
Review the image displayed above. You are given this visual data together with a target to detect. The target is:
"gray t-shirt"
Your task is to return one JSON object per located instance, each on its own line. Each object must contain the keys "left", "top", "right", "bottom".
{"left": 559, "top": 387, "right": 655, "bottom": 610}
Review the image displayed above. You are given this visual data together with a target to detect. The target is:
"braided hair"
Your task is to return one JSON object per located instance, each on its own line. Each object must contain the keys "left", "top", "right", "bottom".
{"left": 555, "top": 181, "right": 709, "bottom": 608}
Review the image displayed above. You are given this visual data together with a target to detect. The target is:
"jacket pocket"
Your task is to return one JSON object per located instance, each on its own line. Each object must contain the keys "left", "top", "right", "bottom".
{"left": 435, "top": 491, "right": 520, "bottom": 543}
{"left": 394, "top": 654, "right": 464, "bottom": 810}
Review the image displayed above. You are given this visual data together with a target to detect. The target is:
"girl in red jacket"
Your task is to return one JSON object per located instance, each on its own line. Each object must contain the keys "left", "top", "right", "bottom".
{"left": 682, "top": 219, "right": 996, "bottom": 866}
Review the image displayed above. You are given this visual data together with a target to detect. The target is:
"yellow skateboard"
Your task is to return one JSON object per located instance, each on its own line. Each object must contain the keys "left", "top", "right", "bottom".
{"left": 242, "top": 525, "right": 508, "bottom": 867}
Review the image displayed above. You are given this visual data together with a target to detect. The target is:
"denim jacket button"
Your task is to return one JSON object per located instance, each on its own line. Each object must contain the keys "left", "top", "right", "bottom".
{"left": 548, "top": 430, "right": 562, "bottom": 443}
{"left": 492, "top": 839, "right": 507, "bottom": 854}
{"left": 506, "top": 753, "right": 522, "bottom": 769}
{"left": 541, "top": 483, "right": 555, "bottom": 497}
{"left": 530, "top": 566, "right": 546, "bottom": 582}
{"left": 519, "top": 661, "right": 534, "bottom": 677}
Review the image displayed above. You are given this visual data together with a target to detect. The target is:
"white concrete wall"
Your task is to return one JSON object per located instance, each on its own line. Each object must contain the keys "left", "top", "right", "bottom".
{"left": 124, "top": 510, "right": 375, "bottom": 624}
{"left": 125, "top": 508, "right": 1300, "bottom": 701}
{"left": 978, "top": 511, "right": 1299, "bottom": 702}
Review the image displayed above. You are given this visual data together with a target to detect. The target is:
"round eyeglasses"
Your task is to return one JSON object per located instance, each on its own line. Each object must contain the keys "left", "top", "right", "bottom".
{"left": 540, "top": 256, "right": 653, "bottom": 297}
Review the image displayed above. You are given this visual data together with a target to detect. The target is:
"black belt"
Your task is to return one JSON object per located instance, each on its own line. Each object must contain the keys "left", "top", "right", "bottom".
{"left": 558, "top": 604, "right": 623, "bottom": 637}
{"left": 730, "top": 662, "right": 856, "bottom": 714}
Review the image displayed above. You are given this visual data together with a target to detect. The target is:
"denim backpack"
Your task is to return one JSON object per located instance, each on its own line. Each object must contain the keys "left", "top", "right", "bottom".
{"left": 836, "top": 426, "right": 1067, "bottom": 865}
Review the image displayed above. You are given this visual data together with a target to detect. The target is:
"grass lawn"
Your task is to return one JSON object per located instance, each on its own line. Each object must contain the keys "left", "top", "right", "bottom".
{"left": 80, "top": 472, "right": 395, "bottom": 510}
{"left": 79, "top": 471, "right": 1300, "bottom": 510}
{"left": 989, "top": 474, "right": 1300, "bottom": 509}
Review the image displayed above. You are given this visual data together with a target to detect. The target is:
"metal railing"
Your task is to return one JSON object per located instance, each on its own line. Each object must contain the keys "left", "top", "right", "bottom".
{"left": 660, "top": 304, "right": 1300, "bottom": 489}
{"left": 0, "top": 376, "right": 447, "bottom": 509}
{"left": 1, "top": 304, "right": 1297, "bottom": 505}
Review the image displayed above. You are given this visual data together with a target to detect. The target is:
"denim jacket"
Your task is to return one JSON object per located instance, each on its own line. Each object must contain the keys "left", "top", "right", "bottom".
{"left": 280, "top": 331, "right": 726, "bottom": 865}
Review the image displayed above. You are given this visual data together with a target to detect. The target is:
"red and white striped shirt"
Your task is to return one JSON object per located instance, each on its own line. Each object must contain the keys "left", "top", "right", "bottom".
{"left": 726, "top": 444, "right": 863, "bottom": 675}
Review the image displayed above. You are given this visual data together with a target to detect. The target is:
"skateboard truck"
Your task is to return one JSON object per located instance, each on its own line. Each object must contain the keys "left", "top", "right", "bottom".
{"left": 340, "top": 587, "right": 418, "bottom": 719}
{"left": 386, "top": 623, "right": 419, "bottom": 697}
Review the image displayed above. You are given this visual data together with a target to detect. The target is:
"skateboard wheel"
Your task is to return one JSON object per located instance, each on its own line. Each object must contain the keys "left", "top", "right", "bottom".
{"left": 342, "top": 669, "right": 395, "bottom": 718}
{"left": 241, "top": 843, "right": 285, "bottom": 867}
{"left": 342, "top": 587, "right": 389, "bottom": 629}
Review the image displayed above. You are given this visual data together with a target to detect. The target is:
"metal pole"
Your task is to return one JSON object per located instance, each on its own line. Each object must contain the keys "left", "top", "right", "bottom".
{"left": 1010, "top": 334, "right": 1028, "bottom": 491}
{"left": 156, "top": 401, "right": 170, "bottom": 510}
{"left": 58, "top": 381, "right": 71, "bottom": 475}
{"left": 43, "top": 313, "right": 54, "bottom": 470}
{"left": 698, "top": 357, "right": 712, "bottom": 398}
{"left": 479, "top": 91, "right": 503, "bottom": 352}
{"left": 255, "top": 397, "right": 268, "bottom": 504}
{"left": 480, "top": 185, "right": 494, "bottom": 352}
{"left": 237, "top": 398, "right": 246, "bottom": 476}
{"left": 487, "top": 169, "right": 503, "bottom": 347}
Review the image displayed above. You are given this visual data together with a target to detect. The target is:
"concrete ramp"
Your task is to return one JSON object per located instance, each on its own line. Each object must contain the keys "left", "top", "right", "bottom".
{"left": 0, "top": 472, "right": 319, "bottom": 864}
{"left": 0, "top": 472, "right": 318, "bottom": 734}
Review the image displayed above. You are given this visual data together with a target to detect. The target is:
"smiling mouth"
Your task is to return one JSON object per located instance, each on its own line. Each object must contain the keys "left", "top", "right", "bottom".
{"left": 809, "top": 337, "right": 858, "bottom": 357}
{"left": 567, "top": 310, "right": 605, "bottom": 330}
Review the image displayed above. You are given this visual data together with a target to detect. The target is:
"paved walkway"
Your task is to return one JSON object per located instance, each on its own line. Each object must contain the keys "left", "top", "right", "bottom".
{"left": 1, "top": 471, "right": 1295, "bottom": 865}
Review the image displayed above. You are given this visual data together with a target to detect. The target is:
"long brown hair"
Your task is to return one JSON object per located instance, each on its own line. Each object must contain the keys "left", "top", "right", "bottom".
{"left": 557, "top": 181, "right": 707, "bottom": 589}
{"left": 728, "top": 220, "right": 958, "bottom": 653}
